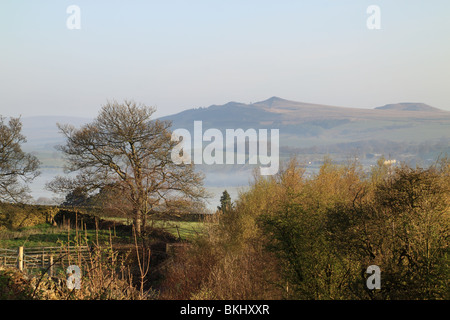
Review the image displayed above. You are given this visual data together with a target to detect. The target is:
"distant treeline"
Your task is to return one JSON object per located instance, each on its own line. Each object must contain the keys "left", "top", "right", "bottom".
{"left": 280, "top": 139, "right": 449, "bottom": 158}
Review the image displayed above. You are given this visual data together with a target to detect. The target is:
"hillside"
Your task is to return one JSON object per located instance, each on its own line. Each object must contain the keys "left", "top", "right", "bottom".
{"left": 374, "top": 103, "right": 442, "bottom": 112}
{"left": 12, "top": 98, "right": 450, "bottom": 204}
{"left": 19, "top": 98, "right": 450, "bottom": 151}
{"left": 159, "top": 97, "right": 450, "bottom": 148}
{"left": 20, "top": 97, "right": 449, "bottom": 161}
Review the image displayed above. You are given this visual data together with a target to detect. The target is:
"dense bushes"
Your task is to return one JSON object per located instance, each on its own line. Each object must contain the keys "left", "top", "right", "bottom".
{"left": 1, "top": 157, "right": 448, "bottom": 300}
{"left": 0, "top": 203, "right": 57, "bottom": 230}
{"left": 161, "top": 157, "right": 450, "bottom": 300}
{"left": 0, "top": 267, "right": 35, "bottom": 299}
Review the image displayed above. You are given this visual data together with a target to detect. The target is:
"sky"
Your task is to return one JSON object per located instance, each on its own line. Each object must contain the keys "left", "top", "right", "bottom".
{"left": 1, "top": 0, "right": 450, "bottom": 119}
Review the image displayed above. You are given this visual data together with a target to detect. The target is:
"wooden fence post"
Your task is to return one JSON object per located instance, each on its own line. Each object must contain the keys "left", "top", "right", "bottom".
{"left": 48, "top": 255, "right": 54, "bottom": 277}
{"left": 17, "top": 246, "right": 24, "bottom": 271}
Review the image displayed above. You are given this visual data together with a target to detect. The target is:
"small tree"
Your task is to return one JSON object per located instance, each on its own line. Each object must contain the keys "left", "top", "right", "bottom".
{"left": 217, "top": 190, "right": 232, "bottom": 213}
{"left": 0, "top": 116, "right": 40, "bottom": 203}
{"left": 47, "top": 100, "right": 205, "bottom": 235}
{"left": 62, "top": 187, "right": 89, "bottom": 207}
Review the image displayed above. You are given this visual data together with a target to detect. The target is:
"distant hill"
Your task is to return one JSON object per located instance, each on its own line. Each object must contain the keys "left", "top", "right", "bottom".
{"left": 159, "top": 97, "right": 450, "bottom": 148}
{"left": 16, "top": 98, "right": 450, "bottom": 163}
{"left": 375, "top": 103, "right": 442, "bottom": 112}
{"left": 12, "top": 98, "right": 450, "bottom": 202}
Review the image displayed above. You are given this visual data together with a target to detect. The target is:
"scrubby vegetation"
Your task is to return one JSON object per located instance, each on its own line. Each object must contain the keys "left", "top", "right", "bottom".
{"left": 1, "top": 104, "right": 448, "bottom": 300}
{"left": 0, "top": 204, "right": 201, "bottom": 299}
{"left": 0, "top": 203, "right": 56, "bottom": 231}
{"left": 1, "top": 157, "right": 448, "bottom": 300}
{"left": 160, "top": 157, "right": 450, "bottom": 300}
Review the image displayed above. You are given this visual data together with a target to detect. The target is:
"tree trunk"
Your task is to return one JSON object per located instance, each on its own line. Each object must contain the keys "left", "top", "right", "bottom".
{"left": 134, "top": 209, "right": 142, "bottom": 236}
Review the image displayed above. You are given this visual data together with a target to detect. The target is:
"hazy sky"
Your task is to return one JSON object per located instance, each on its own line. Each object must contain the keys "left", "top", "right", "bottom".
{"left": 1, "top": 0, "right": 449, "bottom": 119}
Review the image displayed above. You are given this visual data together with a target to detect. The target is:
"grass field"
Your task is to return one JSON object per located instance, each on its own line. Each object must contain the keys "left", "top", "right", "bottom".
{"left": 104, "top": 217, "right": 207, "bottom": 242}
{"left": 0, "top": 224, "right": 123, "bottom": 248}
{"left": 0, "top": 218, "right": 206, "bottom": 249}
{"left": 150, "top": 219, "right": 205, "bottom": 240}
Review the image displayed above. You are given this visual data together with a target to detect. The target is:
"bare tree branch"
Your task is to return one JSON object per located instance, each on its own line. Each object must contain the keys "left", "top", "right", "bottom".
{"left": 0, "top": 116, "right": 40, "bottom": 203}
{"left": 47, "top": 100, "right": 206, "bottom": 234}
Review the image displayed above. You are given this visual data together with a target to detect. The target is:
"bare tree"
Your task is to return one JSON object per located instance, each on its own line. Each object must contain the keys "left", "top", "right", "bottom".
{"left": 0, "top": 116, "right": 40, "bottom": 203}
{"left": 46, "top": 100, "right": 205, "bottom": 235}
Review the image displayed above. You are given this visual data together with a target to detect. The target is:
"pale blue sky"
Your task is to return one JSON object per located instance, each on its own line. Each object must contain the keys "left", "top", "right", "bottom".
{"left": 1, "top": 0, "right": 449, "bottom": 118}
